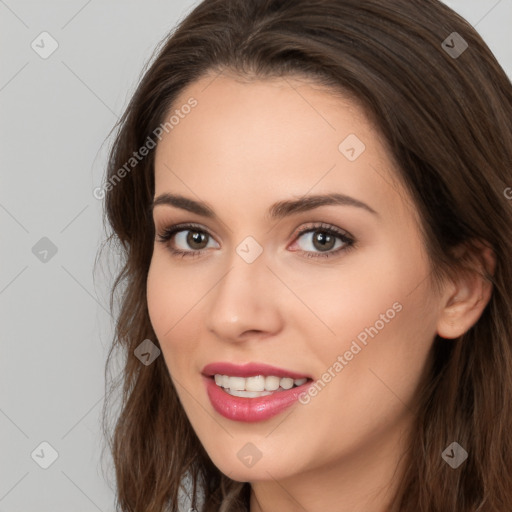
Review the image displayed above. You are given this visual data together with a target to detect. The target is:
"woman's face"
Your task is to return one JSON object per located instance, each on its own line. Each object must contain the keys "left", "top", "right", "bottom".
{"left": 147, "top": 72, "right": 444, "bottom": 485}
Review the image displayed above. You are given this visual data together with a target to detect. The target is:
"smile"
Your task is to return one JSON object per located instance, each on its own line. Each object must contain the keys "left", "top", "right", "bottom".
{"left": 201, "top": 362, "right": 313, "bottom": 422}
{"left": 214, "top": 374, "right": 308, "bottom": 397}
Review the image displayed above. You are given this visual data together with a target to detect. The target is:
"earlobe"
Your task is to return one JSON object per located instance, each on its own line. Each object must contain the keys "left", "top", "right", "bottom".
{"left": 436, "top": 240, "right": 495, "bottom": 340}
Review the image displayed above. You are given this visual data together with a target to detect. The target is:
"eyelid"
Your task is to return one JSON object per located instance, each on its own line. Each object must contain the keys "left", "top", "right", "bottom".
{"left": 287, "top": 222, "right": 355, "bottom": 257}
{"left": 156, "top": 221, "right": 355, "bottom": 259}
{"left": 289, "top": 222, "right": 353, "bottom": 242}
{"left": 156, "top": 222, "right": 219, "bottom": 247}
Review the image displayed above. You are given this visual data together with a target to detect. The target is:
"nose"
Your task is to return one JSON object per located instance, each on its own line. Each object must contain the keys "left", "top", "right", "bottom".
{"left": 204, "top": 249, "right": 284, "bottom": 343}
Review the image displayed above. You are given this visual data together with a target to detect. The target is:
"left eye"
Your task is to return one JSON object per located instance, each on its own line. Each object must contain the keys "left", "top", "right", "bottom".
{"left": 289, "top": 225, "right": 354, "bottom": 258}
{"left": 295, "top": 229, "right": 346, "bottom": 252}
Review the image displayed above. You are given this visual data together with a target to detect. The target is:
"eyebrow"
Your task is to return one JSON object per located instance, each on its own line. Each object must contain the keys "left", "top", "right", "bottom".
{"left": 151, "top": 192, "right": 378, "bottom": 219}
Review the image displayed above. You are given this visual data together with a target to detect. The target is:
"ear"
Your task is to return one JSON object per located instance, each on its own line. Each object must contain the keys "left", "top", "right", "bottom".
{"left": 436, "top": 240, "right": 496, "bottom": 339}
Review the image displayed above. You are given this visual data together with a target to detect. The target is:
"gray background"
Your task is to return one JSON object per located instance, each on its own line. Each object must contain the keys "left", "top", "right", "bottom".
{"left": 0, "top": 1, "right": 510, "bottom": 511}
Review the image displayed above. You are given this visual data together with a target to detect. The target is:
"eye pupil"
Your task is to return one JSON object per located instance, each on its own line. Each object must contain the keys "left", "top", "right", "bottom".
{"left": 313, "top": 231, "right": 335, "bottom": 251}
{"left": 187, "top": 231, "right": 208, "bottom": 249}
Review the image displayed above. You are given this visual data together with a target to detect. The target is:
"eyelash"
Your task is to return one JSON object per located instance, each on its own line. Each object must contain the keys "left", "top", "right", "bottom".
{"left": 155, "top": 222, "right": 356, "bottom": 260}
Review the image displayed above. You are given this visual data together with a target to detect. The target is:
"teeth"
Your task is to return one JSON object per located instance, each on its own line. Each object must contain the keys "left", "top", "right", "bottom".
{"left": 213, "top": 374, "right": 309, "bottom": 393}
{"left": 229, "top": 376, "right": 245, "bottom": 391}
{"left": 246, "top": 375, "right": 265, "bottom": 391}
{"left": 225, "top": 389, "right": 273, "bottom": 398}
{"left": 265, "top": 376, "right": 280, "bottom": 391}
{"left": 280, "top": 377, "right": 294, "bottom": 390}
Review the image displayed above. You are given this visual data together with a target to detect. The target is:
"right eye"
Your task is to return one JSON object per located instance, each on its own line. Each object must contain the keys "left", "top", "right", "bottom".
{"left": 156, "top": 223, "right": 220, "bottom": 258}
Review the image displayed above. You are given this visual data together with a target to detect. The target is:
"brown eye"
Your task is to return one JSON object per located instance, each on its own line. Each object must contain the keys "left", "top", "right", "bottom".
{"left": 294, "top": 226, "right": 352, "bottom": 256}
{"left": 310, "top": 231, "right": 337, "bottom": 252}
{"left": 185, "top": 230, "right": 209, "bottom": 250}
{"left": 156, "top": 223, "right": 220, "bottom": 258}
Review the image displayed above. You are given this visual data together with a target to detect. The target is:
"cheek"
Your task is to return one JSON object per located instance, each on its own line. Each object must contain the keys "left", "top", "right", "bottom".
{"left": 146, "top": 254, "right": 199, "bottom": 363}
{"left": 147, "top": 256, "right": 173, "bottom": 335}
{"left": 312, "top": 236, "right": 438, "bottom": 389}
{"left": 147, "top": 250, "right": 203, "bottom": 328}
{"left": 309, "top": 247, "right": 427, "bottom": 349}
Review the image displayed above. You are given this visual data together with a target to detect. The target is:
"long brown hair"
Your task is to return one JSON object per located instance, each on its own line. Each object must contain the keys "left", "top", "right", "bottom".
{"left": 99, "top": 0, "right": 512, "bottom": 510}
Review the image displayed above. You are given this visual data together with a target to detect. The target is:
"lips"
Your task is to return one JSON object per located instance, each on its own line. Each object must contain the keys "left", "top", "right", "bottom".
{"left": 201, "top": 362, "right": 312, "bottom": 380}
{"left": 201, "top": 362, "right": 313, "bottom": 422}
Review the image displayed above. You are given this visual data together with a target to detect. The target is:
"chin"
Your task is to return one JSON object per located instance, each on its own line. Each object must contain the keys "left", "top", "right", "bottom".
{"left": 205, "top": 446, "right": 298, "bottom": 482}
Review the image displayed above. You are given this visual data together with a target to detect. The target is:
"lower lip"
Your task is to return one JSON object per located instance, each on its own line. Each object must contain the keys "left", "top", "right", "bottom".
{"left": 203, "top": 375, "right": 311, "bottom": 422}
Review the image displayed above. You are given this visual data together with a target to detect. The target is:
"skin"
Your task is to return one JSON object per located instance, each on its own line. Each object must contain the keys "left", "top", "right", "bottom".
{"left": 147, "top": 71, "right": 494, "bottom": 512}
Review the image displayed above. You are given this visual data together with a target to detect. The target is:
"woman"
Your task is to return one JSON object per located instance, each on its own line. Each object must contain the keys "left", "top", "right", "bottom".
{"left": 100, "top": 0, "right": 512, "bottom": 510}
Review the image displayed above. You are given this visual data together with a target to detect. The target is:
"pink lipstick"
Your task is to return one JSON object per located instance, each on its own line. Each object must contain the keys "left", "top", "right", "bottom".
{"left": 202, "top": 362, "right": 313, "bottom": 422}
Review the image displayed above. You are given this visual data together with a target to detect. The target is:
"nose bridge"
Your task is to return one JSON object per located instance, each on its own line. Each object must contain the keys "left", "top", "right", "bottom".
{"left": 205, "top": 243, "right": 283, "bottom": 340}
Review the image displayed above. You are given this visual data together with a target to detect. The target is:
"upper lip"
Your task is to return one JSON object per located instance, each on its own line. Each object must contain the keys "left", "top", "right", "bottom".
{"left": 202, "top": 362, "right": 312, "bottom": 380}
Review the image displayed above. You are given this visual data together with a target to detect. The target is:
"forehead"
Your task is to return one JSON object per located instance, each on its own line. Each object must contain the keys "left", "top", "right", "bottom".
{"left": 153, "top": 72, "right": 414, "bottom": 224}
{"left": 157, "top": 72, "right": 373, "bottom": 164}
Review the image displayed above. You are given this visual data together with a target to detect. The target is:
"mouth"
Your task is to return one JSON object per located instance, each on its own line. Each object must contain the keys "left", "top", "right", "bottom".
{"left": 201, "top": 362, "right": 314, "bottom": 422}
{"left": 211, "top": 374, "right": 310, "bottom": 398}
